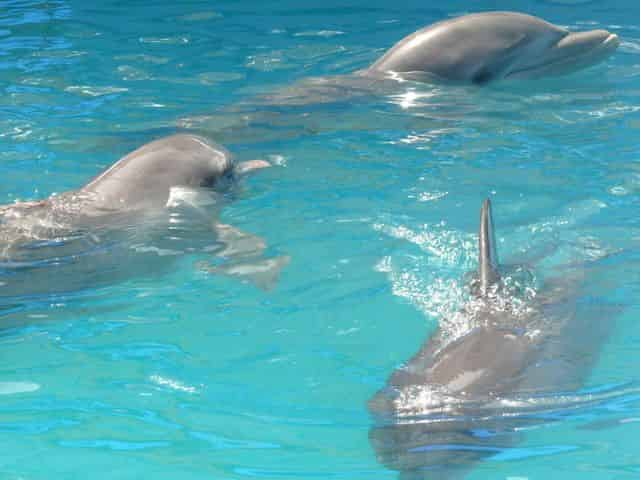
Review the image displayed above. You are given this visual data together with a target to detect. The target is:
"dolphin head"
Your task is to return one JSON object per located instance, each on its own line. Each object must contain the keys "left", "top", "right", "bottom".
{"left": 505, "top": 28, "right": 620, "bottom": 80}
{"left": 366, "top": 12, "right": 619, "bottom": 85}
{"left": 81, "top": 134, "right": 235, "bottom": 212}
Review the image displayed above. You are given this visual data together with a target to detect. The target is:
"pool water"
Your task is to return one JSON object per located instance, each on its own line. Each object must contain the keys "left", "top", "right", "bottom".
{"left": 1, "top": 0, "right": 640, "bottom": 478}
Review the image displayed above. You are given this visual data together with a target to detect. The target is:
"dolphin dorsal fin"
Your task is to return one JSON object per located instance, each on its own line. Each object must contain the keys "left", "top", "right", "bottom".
{"left": 478, "top": 198, "right": 500, "bottom": 296}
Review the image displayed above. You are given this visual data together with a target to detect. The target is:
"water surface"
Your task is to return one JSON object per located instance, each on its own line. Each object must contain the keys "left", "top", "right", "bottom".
{"left": 1, "top": 0, "right": 640, "bottom": 478}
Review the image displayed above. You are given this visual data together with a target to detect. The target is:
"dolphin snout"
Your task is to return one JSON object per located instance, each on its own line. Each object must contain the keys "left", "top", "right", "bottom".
{"left": 509, "top": 27, "right": 619, "bottom": 79}
{"left": 603, "top": 32, "right": 620, "bottom": 49}
{"left": 556, "top": 30, "right": 620, "bottom": 64}
{"left": 558, "top": 29, "right": 619, "bottom": 53}
{"left": 554, "top": 29, "right": 620, "bottom": 72}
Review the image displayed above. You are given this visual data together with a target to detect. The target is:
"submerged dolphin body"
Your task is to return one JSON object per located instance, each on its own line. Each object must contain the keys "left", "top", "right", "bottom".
{"left": 0, "top": 134, "right": 287, "bottom": 302}
{"left": 368, "top": 199, "right": 613, "bottom": 479}
{"left": 365, "top": 11, "right": 620, "bottom": 85}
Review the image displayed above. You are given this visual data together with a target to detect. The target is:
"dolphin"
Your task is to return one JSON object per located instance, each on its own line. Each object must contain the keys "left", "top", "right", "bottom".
{"left": 1, "top": 134, "right": 269, "bottom": 222}
{"left": 365, "top": 11, "right": 620, "bottom": 85}
{"left": 368, "top": 199, "right": 615, "bottom": 479}
{"left": 0, "top": 134, "right": 287, "bottom": 303}
{"left": 201, "top": 11, "right": 619, "bottom": 140}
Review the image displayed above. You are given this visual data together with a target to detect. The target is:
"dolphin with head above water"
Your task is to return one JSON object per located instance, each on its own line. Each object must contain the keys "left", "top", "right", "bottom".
{"left": 365, "top": 11, "right": 620, "bottom": 85}
{"left": 0, "top": 134, "right": 287, "bottom": 301}
{"left": 78, "top": 133, "right": 270, "bottom": 213}
{"left": 1, "top": 134, "right": 270, "bottom": 220}
{"left": 217, "top": 11, "right": 619, "bottom": 129}
{"left": 368, "top": 199, "right": 616, "bottom": 479}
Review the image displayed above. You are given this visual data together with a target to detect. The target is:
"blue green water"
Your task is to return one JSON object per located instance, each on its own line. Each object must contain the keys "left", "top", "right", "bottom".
{"left": 1, "top": 0, "right": 640, "bottom": 478}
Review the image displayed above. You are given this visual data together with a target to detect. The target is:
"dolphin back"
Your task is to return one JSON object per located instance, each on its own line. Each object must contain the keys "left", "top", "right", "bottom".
{"left": 478, "top": 198, "right": 499, "bottom": 296}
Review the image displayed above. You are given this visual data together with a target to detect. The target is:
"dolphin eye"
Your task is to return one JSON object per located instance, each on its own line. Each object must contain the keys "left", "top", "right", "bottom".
{"left": 471, "top": 69, "right": 494, "bottom": 85}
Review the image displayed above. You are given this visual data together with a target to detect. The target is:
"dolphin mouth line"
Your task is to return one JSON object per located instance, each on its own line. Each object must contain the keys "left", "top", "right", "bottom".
{"left": 506, "top": 33, "right": 619, "bottom": 79}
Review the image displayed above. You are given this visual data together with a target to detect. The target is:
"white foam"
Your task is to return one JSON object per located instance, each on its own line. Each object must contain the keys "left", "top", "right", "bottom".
{"left": 149, "top": 375, "right": 198, "bottom": 394}
{"left": 166, "top": 186, "right": 217, "bottom": 209}
{"left": 0, "top": 381, "right": 40, "bottom": 395}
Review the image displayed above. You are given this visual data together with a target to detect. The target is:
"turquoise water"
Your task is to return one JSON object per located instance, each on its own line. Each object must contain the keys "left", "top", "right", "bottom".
{"left": 1, "top": 0, "right": 640, "bottom": 478}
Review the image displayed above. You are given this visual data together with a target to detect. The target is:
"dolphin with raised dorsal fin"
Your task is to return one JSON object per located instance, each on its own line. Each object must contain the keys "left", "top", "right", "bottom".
{"left": 368, "top": 198, "right": 615, "bottom": 479}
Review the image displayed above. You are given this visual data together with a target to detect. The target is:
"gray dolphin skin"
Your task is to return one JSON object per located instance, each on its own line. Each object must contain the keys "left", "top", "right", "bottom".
{"left": 0, "top": 134, "right": 286, "bottom": 298}
{"left": 365, "top": 11, "right": 620, "bottom": 84}
{"left": 368, "top": 199, "right": 613, "bottom": 479}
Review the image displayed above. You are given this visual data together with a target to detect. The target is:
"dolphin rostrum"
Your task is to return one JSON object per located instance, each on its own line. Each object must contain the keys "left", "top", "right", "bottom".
{"left": 368, "top": 198, "right": 615, "bottom": 479}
